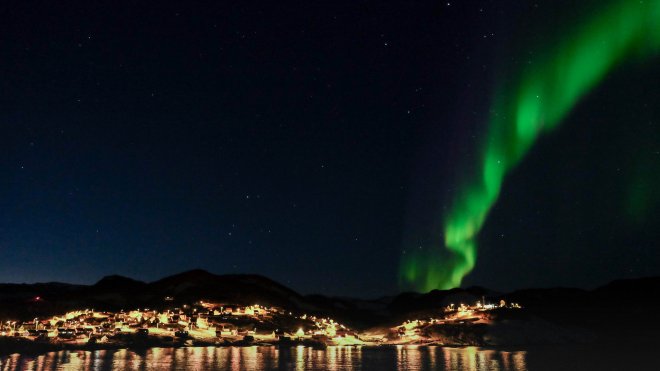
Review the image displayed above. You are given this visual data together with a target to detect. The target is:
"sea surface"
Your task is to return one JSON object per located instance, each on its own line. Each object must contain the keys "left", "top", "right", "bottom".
{"left": 0, "top": 344, "right": 655, "bottom": 370}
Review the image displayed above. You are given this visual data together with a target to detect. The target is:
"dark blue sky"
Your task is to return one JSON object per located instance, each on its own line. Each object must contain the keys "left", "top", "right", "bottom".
{"left": 2, "top": 0, "right": 658, "bottom": 297}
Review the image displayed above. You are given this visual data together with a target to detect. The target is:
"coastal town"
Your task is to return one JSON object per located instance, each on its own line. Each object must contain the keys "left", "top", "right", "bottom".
{"left": 0, "top": 297, "right": 521, "bottom": 353}
{"left": 1, "top": 300, "right": 365, "bottom": 350}
{"left": 380, "top": 299, "right": 522, "bottom": 344}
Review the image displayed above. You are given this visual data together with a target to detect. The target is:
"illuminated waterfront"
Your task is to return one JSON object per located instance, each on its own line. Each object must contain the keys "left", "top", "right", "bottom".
{"left": 0, "top": 346, "right": 528, "bottom": 370}
{"left": 2, "top": 343, "right": 656, "bottom": 370}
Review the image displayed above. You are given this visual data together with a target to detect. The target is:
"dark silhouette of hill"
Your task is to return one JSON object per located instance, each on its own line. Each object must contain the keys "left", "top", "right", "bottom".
{"left": 2, "top": 271, "right": 660, "bottom": 334}
{"left": 0, "top": 282, "right": 84, "bottom": 320}
{"left": 593, "top": 276, "right": 660, "bottom": 302}
{"left": 91, "top": 275, "right": 147, "bottom": 292}
{"left": 0, "top": 270, "right": 313, "bottom": 321}
{"left": 149, "top": 269, "right": 308, "bottom": 309}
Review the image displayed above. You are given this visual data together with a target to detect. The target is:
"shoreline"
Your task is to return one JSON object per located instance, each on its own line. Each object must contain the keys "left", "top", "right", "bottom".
{"left": 0, "top": 336, "right": 493, "bottom": 357}
{"left": 0, "top": 343, "right": 506, "bottom": 358}
{"left": 0, "top": 335, "right": 612, "bottom": 358}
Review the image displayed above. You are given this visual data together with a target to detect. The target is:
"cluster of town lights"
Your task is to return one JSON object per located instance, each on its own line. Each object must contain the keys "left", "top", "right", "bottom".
{"left": 1, "top": 298, "right": 521, "bottom": 346}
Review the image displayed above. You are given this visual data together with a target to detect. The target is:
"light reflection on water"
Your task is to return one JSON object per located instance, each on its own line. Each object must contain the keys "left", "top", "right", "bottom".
{"left": 0, "top": 346, "right": 527, "bottom": 370}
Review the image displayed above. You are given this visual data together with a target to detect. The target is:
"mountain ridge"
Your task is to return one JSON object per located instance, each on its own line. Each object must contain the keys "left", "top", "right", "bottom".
{"left": 1, "top": 270, "right": 660, "bottom": 330}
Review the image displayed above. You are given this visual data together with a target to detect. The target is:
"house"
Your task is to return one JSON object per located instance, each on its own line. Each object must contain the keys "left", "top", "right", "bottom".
{"left": 57, "top": 328, "right": 75, "bottom": 339}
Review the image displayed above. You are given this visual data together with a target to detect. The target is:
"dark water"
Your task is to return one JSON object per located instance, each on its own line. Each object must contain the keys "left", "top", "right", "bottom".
{"left": 0, "top": 344, "right": 654, "bottom": 370}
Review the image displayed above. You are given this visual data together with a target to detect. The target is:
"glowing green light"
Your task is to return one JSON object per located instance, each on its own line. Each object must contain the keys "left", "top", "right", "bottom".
{"left": 401, "top": 0, "right": 660, "bottom": 292}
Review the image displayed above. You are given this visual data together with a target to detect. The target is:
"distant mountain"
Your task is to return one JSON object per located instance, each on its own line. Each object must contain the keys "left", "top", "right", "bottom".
{"left": 592, "top": 276, "right": 660, "bottom": 299}
{"left": 149, "top": 269, "right": 309, "bottom": 309}
{"left": 2, "top": 271, "right": 660, "bottom": 333}
{"left": 0, "top": 270, "right": 316, "bottom": 321}
{"left": 91, "top": 275, "right": 147, "bottom": 293}
{"left": 0, "top": 282, "right": 83, "bottom": 300}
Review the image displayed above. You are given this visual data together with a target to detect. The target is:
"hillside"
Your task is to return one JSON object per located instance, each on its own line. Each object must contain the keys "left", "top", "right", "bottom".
{"left": 2, "top": 270, "right": 660, "bottom": 340}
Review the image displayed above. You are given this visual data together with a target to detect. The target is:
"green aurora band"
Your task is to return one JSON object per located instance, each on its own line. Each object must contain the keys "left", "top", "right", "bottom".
{"left": 401, "top": 0, "right": 660, "bottom": 291}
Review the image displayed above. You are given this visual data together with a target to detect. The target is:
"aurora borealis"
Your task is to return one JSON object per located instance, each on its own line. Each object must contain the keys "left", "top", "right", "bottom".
{"left": 3, "top": 0, "right": 660, "bottom": 298}
{"left": 401, "top": 0, "right": 660, "bottom": 291}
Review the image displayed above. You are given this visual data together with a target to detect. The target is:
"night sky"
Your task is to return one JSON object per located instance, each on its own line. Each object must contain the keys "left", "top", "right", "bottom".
{"left": 2, "top": 0, "right": 659, "bottom": 297}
